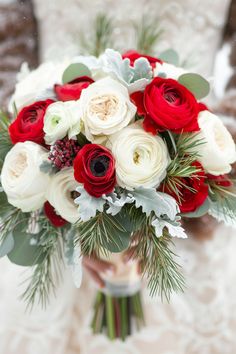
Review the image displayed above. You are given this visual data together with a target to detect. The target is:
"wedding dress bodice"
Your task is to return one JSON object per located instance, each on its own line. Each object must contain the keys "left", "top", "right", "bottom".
{"left": 0, "top": 1, "right": 235, "bottom": 354}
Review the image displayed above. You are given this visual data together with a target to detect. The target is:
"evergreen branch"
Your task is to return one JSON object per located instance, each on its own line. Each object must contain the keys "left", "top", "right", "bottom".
{"left": 133, "top": 220, "right": 185, "bottom": 300}
{"left": 21, "top": 220, "right": 64, "bottom": 309}
{"left": 80, "top": 14, "right": 114, "bottom": 57}
{"left": 133, "top": 15, "right": 162, "bottom": 55}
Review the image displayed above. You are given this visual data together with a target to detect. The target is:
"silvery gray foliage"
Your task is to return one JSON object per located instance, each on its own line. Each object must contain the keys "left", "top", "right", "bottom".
{"left": 74, "top": 186, "right": 105, "bottom": 221}
{"left": 98, "top": 49, "right": 152, "bottom": 93}
{"left": 208, "top": 197, "right": 236, "bottom": 228}
{"left": 35, "top": 88, "right": 57, "bottom": 101}
{"left": 104, "top": 190, "right": 134, "bottom": 215}
{"left": 152, "top": 217, "right": 187, "bottom": 239}
{"left": 131, "top": 188, "right": 179, "bottom": 221}
{"left": 64, "top": 228, "right": 82, "bottom": 288}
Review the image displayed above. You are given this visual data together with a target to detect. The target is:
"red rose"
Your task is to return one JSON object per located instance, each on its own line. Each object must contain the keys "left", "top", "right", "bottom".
{"left": 198, "top": 102, "right": 209, "bottom": 112}
{"left": 54, "top": 76, "right": 94, "bottom": 101}
{"left": 73, "top": 144, "right": 116, "bottom": 198}
{"left": 122, "top": 50, "right": 162, "bottom": 68}
{"left": 207, "top": 174, "right": 232, "bottom": 187}
{"left": 131, "top": 77, "right": 200, "bottom": 134}
{"left": 44, "top": 201, "right": 68, "bottom": 227}
{"left": 164, "top": 162, "right": 209, "bottom": 213}
{"left": 9, "top": 99, "right": 54, "bottom": 145}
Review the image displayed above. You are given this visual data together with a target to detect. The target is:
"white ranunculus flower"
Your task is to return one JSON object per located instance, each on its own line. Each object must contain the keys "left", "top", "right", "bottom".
{"left": 46, "top": 168, "right": 80, "bottom": 223}
{"left": 9, "top": 62, "right": 67, "bottom": 113}
{"left": 80, "top": 77, "right": 136, "bottom": 142}
{"left": 1, "top": 142, "right": 50, "bottom": 212}
{"left": 109, "top": 122, "right": 170, "bottom": 189}
{"left": 43, "top": 101, "right": 82, "bottom": 145}
{"left": 154, "top": 62, "right": 186, "bottom": 80}
{"left": 196, "top": 111, "right": 236, "bottom": 175}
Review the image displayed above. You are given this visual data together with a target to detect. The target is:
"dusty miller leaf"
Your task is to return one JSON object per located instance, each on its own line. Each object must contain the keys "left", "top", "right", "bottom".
{"left": 131, "top": 188, "right": 179, "bottom": 220}
{"left": 152, "top": 217, "right": 187, "bottom": 239}
{"left": 74, "top": 186, "right": 105, "bottom": 221}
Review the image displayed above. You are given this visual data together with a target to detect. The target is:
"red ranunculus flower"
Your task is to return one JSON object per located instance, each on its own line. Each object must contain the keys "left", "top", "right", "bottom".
{"left": 198, "top": 102, "right": 209, "bottom": 112}
{"left": 54, "top": 76, "right": 94, "bottom": 101}
{"left": 207, "top": 174, "right": 232, "bottom": 187}
{"left": 44, "top": 201, "right": 68, "bottom": 227}
{"left": 9, "top": 99, "right": 54, "bottom": 145}
{"left": 164, "top": 162, "right": 209, "bottom": 213}
{"left": 122, "top": 50, "right": 162, "bottom": 68}
{"left": 131, "top": 77, "right": 200, "bottom": 134}
{"left": 73, "top": 144, "right": 116, "bottom": 198}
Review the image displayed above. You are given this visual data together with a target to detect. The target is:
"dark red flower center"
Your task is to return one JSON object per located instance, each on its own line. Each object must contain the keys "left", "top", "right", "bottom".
{"left": 90, "top": 155, "right": 110, "bottom": 177}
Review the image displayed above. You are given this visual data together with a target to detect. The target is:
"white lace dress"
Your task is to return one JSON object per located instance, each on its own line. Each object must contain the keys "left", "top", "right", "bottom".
{"left": 0, "top": 1, "right": 235, "bottom": 353}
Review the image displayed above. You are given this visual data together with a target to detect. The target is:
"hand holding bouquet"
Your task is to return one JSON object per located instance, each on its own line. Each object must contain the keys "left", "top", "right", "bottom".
{"left": 1, "top": 48, "right": 236, "bottom": 339}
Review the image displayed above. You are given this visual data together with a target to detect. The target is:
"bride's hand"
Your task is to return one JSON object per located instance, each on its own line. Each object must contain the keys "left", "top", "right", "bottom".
{"left": 83, "top": 255, "right": 116, "bottom": 288}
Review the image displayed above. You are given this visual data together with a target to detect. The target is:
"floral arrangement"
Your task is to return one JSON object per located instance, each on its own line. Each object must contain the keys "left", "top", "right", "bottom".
{"left": 1, "top": 48, "right": 236, "bottom": 339}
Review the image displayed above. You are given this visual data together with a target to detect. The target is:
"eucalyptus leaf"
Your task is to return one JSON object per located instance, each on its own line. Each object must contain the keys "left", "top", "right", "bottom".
{"left": 62, "top": 63, "right": 92, "bottom": 84}
{"left": 159, "top": 49, "right": 179, "bottom": 66}
{"left": 0, "top": 233, "right": 14, "bottom": 257}
{"left": 178, "top": 73, "right": 210, "bottom": 99}
{"left": 8, "top": 227, "right": 46, "bottom": 267}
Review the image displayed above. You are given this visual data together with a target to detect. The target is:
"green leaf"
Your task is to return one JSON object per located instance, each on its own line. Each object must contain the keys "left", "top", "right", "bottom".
{"left": 8, "top": 227, "right": 46, "bottom": 267}
{"left": 0, "top": 233, "right": 14, "bottom": 257}
{"left": 62, "top": 63, "right": 92, "bottom": 84}
{"left": 182, "top": 198, "right": 210, "bottom": 218}
{"left": 159, "top": 49, "right": 179, "bottom": 66}
{"left": 178, "top": 73, "right": 210, "bottom": 99}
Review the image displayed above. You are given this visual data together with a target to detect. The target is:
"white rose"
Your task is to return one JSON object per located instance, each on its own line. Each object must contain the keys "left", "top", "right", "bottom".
{"left": 80, "top": 77, "right": 136, "bottom": 142}
{"left": 1, "top": 142, "right": 50, "bottom": 212}
{"left": 43, "top": 101, "right": 82, "bottom": 145}
{"left": 197, "top": 111, "right": 236, "bottom": 175}
{"left": 46, "top": 168, "right": 79, "bottom": 223}
{"left": 109, "top": 122, "right": 170, "bottom": 189}
{"left": 9, "top": 62, "right": 67, "bottom": 113}
{"left": 154, "top": 62, "right": 186, "bottom": 80}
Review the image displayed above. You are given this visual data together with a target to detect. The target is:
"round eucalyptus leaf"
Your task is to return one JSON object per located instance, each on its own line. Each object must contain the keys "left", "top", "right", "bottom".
{"left": 8, "top": 229, "right": 46, "bottom": 267}
{"left": 178, "top": 73, "right": 210, "bottom": 99}
{"left": 0, "top": 233, "right": 14, "bottom": 257}
{"left": 158, "top": 49, "right": 179, "bottom": 66}
{"left": 62, "top": 63, "right": 92, "bottom": 84}
{"left": 181, "top": 198, "right": 210, "bottom": 218}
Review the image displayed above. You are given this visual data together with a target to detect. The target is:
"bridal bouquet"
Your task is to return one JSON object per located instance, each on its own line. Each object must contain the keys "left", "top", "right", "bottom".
{"left": 1, "top": 48, "right": 236, "bottom": 340}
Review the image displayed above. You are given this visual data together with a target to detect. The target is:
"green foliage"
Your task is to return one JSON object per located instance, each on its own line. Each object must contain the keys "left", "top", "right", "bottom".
{"left": 178, "top": 73, "right": 210, "bottom": 100}
{"left": 133, "top": 222, "right": 185, "bottom": 300}
{"left": 208, "top": 183, "right": 236, "bottom": 227}
{"left": 80, "top": 14, "right": 114, "bottom": 57}
{"left": 159, "top": 49, "right": 179, "bottom": 66}
{"left": 21, "top": 218, "right": 65, "bottom": 309}
{"left": 0, "top": 111, "right": 12, "bottom": 170}
{"left": 62, "top": 63, "right": 92, "bottom": 84}
{"left": 134, "top": 15, "right": 162, "bottom": 55}
{"left": 163, "top": 132, "right": 205, "bottom": 200}
{"left": 76, "top": 211, "right": 133, "bottom": 255}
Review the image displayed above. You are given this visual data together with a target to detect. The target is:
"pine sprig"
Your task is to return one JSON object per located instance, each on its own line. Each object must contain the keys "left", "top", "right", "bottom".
{"left": 21, "top": 219, "right": 64, "bottom": 309}
{"left": 133, "top": 220, "right": 185, "bottom": 300}
{"left": 133, "top": 15, "right": 162, "bottom": 55}
{"left": 80, "top": 14, "right": 114, "bottom": 57}
{"left": 163, "top": 132, "right": 205, "bottom": 199}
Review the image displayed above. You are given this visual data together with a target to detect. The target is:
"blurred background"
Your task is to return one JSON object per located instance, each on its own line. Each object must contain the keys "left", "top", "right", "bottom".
{"left": 0, "top": 1, "right": 236, "bottom": 353}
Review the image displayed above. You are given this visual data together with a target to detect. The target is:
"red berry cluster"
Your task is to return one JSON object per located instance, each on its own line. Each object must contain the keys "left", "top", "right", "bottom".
{"left": 48, "top": 138, "right": 81, "bottom": 170}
